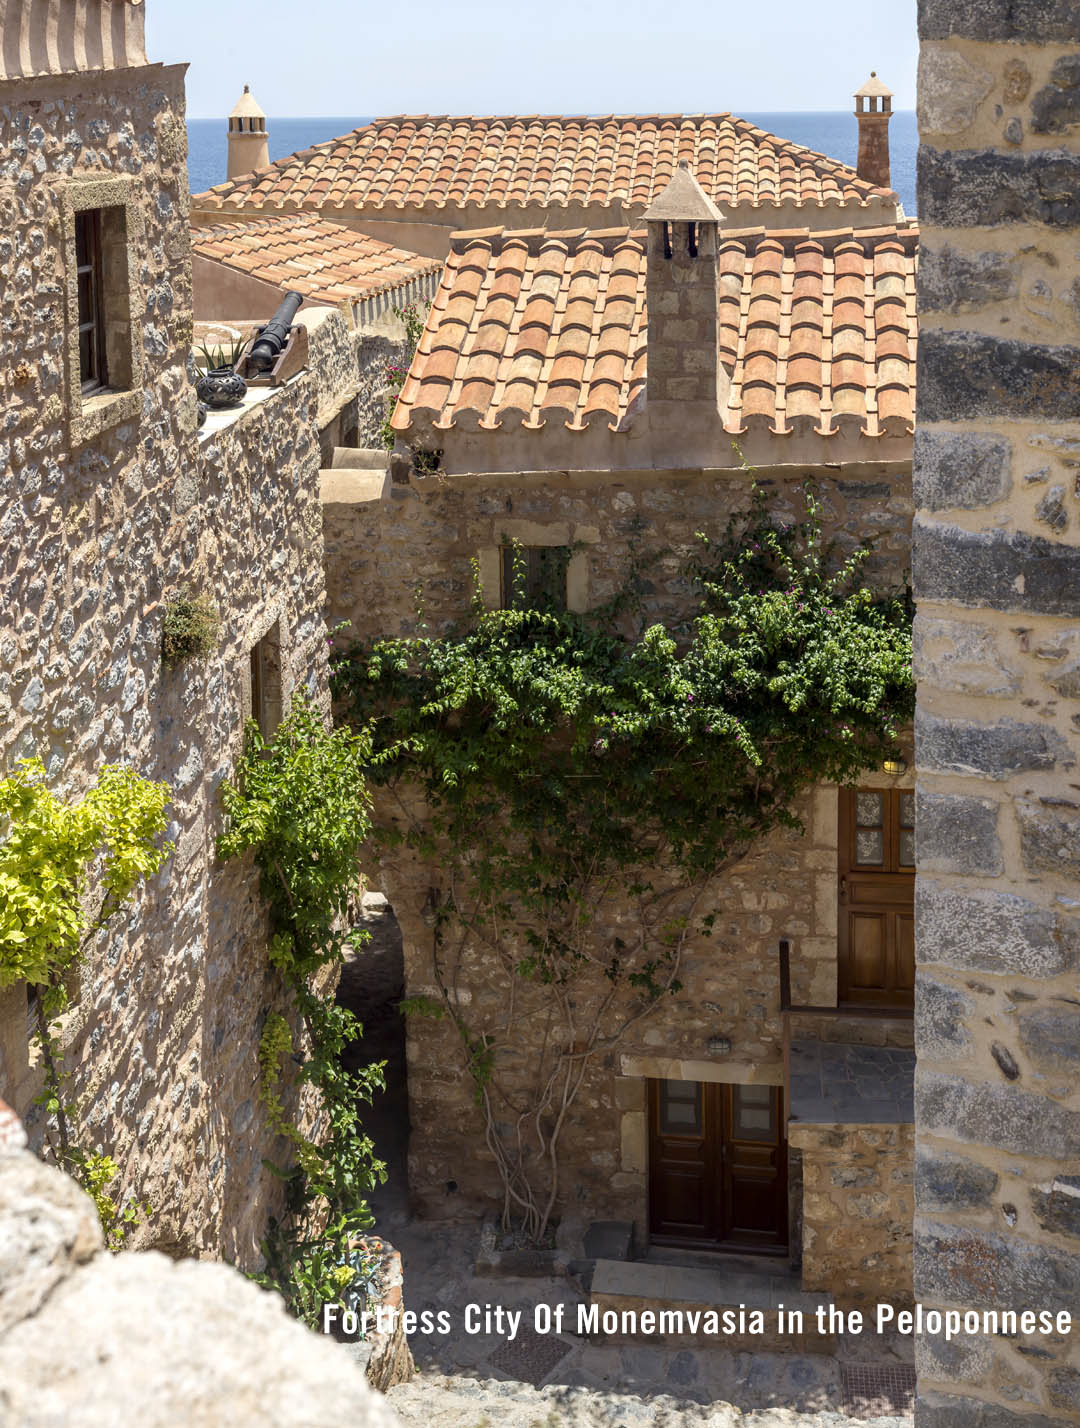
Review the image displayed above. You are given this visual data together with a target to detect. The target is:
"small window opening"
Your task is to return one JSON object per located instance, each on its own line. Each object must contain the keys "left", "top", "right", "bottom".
{"left": 500, "top": 545, "right": 570, "bottom": 613}
{"left": 75, "top": 210, "right": 107, "bottom": 393}
{"left": 249, "top": 622, "right": 283, "bottom": 739}
{"left": 662, "top": 221, "right": 673, "bottom": 260}
{"left": 688, "top": 222, "right": 699, "bottom": 258}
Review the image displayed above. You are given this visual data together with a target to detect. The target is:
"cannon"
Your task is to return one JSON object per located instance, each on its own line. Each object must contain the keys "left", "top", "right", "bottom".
{"left": 236, "top": 290, "right": 309, "bottom": 386}
{"left": 248, "top": 290, "right": 304, "bottom": 372}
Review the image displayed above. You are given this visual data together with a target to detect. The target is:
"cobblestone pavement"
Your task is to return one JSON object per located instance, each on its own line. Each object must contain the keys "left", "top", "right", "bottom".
{"left": 377, "top": 1219, "right": 912, "bottom": 1428}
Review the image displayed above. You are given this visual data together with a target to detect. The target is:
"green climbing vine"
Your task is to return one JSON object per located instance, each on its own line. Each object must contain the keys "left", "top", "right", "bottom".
{"left": 0, "top": 757, "right": 172, "bottom": 1247}
{"left": 332, "top": 483, "right": 914, "bottom": 1241}
{"left": 217, "top": 693, "right": 386, "bottom": 1328}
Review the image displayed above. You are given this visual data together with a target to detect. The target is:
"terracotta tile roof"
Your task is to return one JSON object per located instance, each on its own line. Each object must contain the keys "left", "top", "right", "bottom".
{"left": 190, "top": 215, "right": 441, "bottom": 306}
{"left": 192, "top": 114, "right": 894, "bottom": 216}
{"left": 392, "top": 223, "right": 918, "bottom": 439}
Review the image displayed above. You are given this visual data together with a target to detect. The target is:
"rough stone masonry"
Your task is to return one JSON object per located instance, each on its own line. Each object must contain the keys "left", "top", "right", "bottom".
{"left": 914, "top": 0, "right": 1080, "bottom": 1422}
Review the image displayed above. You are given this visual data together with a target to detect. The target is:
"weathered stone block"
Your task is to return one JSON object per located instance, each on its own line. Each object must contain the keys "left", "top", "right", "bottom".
{"left": 917, "top": 47, "right": 994, "bottom": 136}
{"left": 915, "top": 710, "right": 1068, "bottom": 780}
{"left": 918, "top": 146, "right": 1080, "bottom": 228}
{"left": 0, "top": 1152, "right": 102, "bottom": 1335}
{"left": 1018, "top": 1007, "right": 1080, "bottom": 1074}
{"left": 1030, "top": 1175, "right": 1080, "bottom": 1242}
{"left": 1031, "top": 55, "right": 1080, "bottom": 136}
{"left": 913, "top": 617, "right": 1020, "bottom": 698}
{"left": 918, "top": 1070, "right": 1080, "bottom": 1161}
{"left": 918, "top": 0, "right": 1079, "bottom": 41}
{"left": 916, "top": 975, "right": 975, "bottom": 1059}
{"left": 1017, "top": 799, "right": 1080, "bottom": 877}
{"left": 1049, "top": 1366, "right": 1080, "bottom": 1413}
{"left": 913, "top": 518, "right": 1080, "bottom": 618}
{"left": 914, "top": 1330, "right": 992, "bottom": 1386}
{"left": 914, "top": 429, "right": 1011, "bottom": 509}
{"left": 916, "top": 1391, "right": 1064, "bottom": 1428}
{"left": 920, "top": 329, "right": 1080, "bottom": 423}
{"left": 915, "top": 1219, "right": 1080, "bottom": 1314}
{"left": 915, "top": 1147, "right": 998, "bottom": 1213}
{"left": 915, "top": 790, "right": 1002, "bottom": 877}
{"left": 1035, "top": 484, "right": 1068, "bottom": 533}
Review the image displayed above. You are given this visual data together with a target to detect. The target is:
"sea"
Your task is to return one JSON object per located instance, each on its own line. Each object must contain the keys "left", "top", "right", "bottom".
{"left": 186, "top": 111, "right": 918, "bottom": 216}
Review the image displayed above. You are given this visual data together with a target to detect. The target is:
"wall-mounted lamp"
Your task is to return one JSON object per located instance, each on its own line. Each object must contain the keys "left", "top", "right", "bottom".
{"left": 882, "top": 754, "right": 908, "bottom": 776}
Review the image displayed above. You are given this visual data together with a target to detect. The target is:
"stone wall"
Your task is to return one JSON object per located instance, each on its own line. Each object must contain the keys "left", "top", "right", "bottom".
{"left": 914, "top": 2, "right": 1080, "bottom": 1422}
{"left": 323, "top": 462, "right": 914, "bottom": 1229}
{"left": 789, "top": 1122, "right": 914, "bottom": 1309}
{"left": 0, "top": 58, "right": 331, "bottom": 1267}
{"left": 0, "top": 1101, "right": 398, "bottom": 1428}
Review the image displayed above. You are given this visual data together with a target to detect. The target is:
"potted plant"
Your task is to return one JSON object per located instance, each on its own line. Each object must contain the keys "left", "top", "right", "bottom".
{"left": 194, "top": 339, "right": 247, "bottom": 410}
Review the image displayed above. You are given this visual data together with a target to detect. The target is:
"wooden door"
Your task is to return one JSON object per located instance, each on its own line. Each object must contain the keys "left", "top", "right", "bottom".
{"left": 648, "top": 1080, "right": 787, "bottom": 1253}
{"left": 838, "top": 788, "right": 915, "bottom": 1007}
{"left": 718, "top": 1083, "right": 788, "bottom": 1251}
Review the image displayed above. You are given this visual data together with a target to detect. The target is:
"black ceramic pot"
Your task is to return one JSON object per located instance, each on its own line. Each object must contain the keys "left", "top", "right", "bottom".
{"left": 196, "top": 366, "right": 247, "bottom": 410}
{"left": 197, "top": 401, "right": 208, "bottom": 428}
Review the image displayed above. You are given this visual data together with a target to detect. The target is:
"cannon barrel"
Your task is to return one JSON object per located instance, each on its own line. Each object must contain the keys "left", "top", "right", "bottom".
{"left": 248, "top": 290, "right": 304, "bottom": 372}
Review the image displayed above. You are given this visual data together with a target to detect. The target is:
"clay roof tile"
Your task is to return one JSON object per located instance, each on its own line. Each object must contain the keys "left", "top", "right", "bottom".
{"left": 391, "top": 222, "right": 917, "bottom": 444}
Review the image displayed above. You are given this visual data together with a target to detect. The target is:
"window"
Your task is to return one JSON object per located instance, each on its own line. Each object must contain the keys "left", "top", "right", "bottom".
{"left": 500, "top": 545, "right": 570, "bottom": 612}
{"left": 63, "top": 179, "right": 142, "bottom": 443}
{"left": 249, "top": 623, "right": 283, "bottom": 739}
{"left": 75, "top": 211, "right": 107, "bottom": 393}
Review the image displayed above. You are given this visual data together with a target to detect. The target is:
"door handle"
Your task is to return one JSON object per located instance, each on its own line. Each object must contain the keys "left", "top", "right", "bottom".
{"left": 840, "top": 875, "right": 847, "bottom": 897}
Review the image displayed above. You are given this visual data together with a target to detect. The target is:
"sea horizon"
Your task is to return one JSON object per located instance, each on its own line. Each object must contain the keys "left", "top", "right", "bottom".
{"left": 186, "top": 110, "right": 918, "bottom": 215}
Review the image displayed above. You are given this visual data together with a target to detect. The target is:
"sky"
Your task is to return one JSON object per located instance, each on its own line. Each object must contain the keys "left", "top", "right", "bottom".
{"left": 146, "top": 0, "right": 918, "bottom": 120}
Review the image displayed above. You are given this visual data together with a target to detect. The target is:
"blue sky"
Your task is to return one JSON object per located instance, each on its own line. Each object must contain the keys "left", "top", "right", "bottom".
{"left": 147, "top": 0, "right": 918, "bottom": 120}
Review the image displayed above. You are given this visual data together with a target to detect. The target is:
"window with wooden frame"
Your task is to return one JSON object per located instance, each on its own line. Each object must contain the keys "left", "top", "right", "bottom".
{"left": 63, "top": 179, "right": 143, "bottom": 444}
{"left": 75, "top": 210, "right": 108, "bottom": 393}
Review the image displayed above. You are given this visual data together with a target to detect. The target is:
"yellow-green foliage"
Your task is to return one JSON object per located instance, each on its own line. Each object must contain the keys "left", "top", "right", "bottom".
{"left": 80, "top": 1152, "right": 153, "bottom": 1253}
{"left": 0, "top": 759, "right": 172, "bottom": 992}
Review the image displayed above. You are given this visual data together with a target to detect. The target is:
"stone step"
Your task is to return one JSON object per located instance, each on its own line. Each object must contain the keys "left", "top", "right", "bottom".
{"left": 587, "top": 1258, "right": 836, "bottom": 1354}
{"left": 331, "top": 445, "right": 393, "bottom": 469}
{"left": 320, "top": 467, "right": 386, "bottom": 505}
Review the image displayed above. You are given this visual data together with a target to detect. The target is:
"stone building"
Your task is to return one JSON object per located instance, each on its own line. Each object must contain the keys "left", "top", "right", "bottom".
{"left": 0, "top": 0, "right": 364, "bottom": 1266}
{"left": 190, "top": 105, "right": 905, "bottom": 259}
{"left": 913, "top": 1, "right": 1080, "bottom": 1422}
{"left": 322, "top": 143, "right": 921, "bottom": 1306}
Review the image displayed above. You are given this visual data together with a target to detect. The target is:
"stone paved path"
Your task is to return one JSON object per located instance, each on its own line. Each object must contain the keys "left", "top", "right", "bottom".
{"left": 375, "top": 1219, "right": 912, "bottom": 1428}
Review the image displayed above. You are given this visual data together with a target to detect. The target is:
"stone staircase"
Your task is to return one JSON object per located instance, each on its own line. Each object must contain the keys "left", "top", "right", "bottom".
{"left": 587, "top": 1258, "right": 836, "bottom": 1355}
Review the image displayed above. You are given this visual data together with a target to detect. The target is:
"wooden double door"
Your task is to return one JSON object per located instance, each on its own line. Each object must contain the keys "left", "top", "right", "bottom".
{"left": 648, "top": 1079, "right": 787, "bottom": 1254}
{"left": 838, "top": 788, "right": 915, "bottom": 1007}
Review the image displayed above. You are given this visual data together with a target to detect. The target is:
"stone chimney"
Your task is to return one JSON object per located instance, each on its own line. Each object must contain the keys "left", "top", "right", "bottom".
{"left": 227, "top": 84, "right": 270, "bottom": 180}
{"left": 854, "top": 73, "right": 893, "bottom": 189}
{"left": 643, "top": 160, "right": 729, "bottom": 410}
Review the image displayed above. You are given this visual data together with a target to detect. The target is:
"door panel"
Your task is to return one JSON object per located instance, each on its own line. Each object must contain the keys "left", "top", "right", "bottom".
{"left": 719, "top": 1084, "right": 787, "bottom": 1249}
{"left": 838, "top": 788, "right": 915, "bottom": 1007}
{"left": 648, "top": 1080, "right": 710, "bottom": 1239}
{"left": 648, "top": 1081, "right": 787, "bottom": 1253}
{"left": 849, "top": 911, "right": 888, "bottom": 990}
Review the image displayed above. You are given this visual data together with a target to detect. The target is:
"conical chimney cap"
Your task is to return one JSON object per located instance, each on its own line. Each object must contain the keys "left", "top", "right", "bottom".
{"left": 855, "top": 72, "right": 893, "bottom": 99}
{"left": 644, "top": 160, "right": 724, "bottom": 223}
{"left": 229, "top": 84, "right": 266, "bottom": 120}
